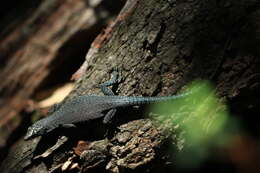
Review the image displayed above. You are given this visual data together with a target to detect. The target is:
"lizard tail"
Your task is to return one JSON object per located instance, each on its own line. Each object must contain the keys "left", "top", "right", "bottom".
{"left": 122, "top": 91, "right": 192, "bottom": 106}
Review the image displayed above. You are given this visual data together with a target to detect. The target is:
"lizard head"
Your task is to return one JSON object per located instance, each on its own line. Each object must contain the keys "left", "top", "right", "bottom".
{"left": 24, "top": 120, "right": 47, "bottom": 140}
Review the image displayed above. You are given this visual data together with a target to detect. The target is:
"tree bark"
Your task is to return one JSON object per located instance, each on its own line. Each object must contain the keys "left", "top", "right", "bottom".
{"left": 1, "top": 0, "right": 260, "bottom": 172}
{"left": 0, "top": 0, "right": 119, "bottom": 152}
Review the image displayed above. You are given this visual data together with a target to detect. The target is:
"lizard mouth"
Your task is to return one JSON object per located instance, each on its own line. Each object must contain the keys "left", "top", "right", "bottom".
{"left": 24, "top": 131, "right": 34, "bottom": 140}
{"left": 24, "top": 132, "right": 41, "bottom": 140}
{"left": 24, "top": 134, "right": 31, "bottom": 140}
{"left": 24, "top": 127, "right": 38, "bottom": 140}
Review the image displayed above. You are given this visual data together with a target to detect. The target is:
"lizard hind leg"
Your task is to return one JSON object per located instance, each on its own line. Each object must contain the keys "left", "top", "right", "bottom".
{"left": 100, "top": 68, "right": 121, "bottom": 123}
{"left": 100, "top": 67, "right": 121, "bottom": 96}
{"left": 103, "top": 109, "right": 117, "bottom": 124}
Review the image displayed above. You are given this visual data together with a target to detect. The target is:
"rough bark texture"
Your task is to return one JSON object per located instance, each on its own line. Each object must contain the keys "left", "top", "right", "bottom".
{"left": 1, "top": 0, "right": 260, "bottom": 172}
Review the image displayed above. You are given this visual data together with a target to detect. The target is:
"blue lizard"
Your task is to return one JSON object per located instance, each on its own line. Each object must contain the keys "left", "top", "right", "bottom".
{"left": 24, "top": 69, "right": 192, "bottom": 140}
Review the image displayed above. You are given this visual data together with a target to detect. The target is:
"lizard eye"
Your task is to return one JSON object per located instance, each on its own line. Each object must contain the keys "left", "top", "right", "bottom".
{"left": 24, "top": 123, "right": 43, "bottom": 140}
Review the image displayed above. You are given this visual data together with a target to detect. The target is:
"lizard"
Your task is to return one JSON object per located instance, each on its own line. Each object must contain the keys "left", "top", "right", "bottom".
{"left": 24, "top": 69, "right": 193, "bottom": 140}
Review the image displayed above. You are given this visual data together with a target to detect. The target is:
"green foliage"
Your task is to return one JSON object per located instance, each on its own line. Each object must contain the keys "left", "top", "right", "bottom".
{"left": 149, "top": 80, "right": 236, "bottom": 167}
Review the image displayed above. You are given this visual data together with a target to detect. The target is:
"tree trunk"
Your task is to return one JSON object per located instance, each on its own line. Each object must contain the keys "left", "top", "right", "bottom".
{"left": 1, "top": 0, "right": 260, "bottom": 172}
{"left": 0, "top": 0, "right": 120, "bottom": 154}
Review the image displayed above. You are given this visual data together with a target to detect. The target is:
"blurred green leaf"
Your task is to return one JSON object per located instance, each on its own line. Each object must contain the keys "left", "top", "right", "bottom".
{"left": 149, "top": 80, "right": 235, "bottom": 167}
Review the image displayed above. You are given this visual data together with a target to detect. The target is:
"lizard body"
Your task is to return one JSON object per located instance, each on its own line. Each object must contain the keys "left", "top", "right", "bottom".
{"left": 24, "top": 70, "right": 192, "bottom": 140}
